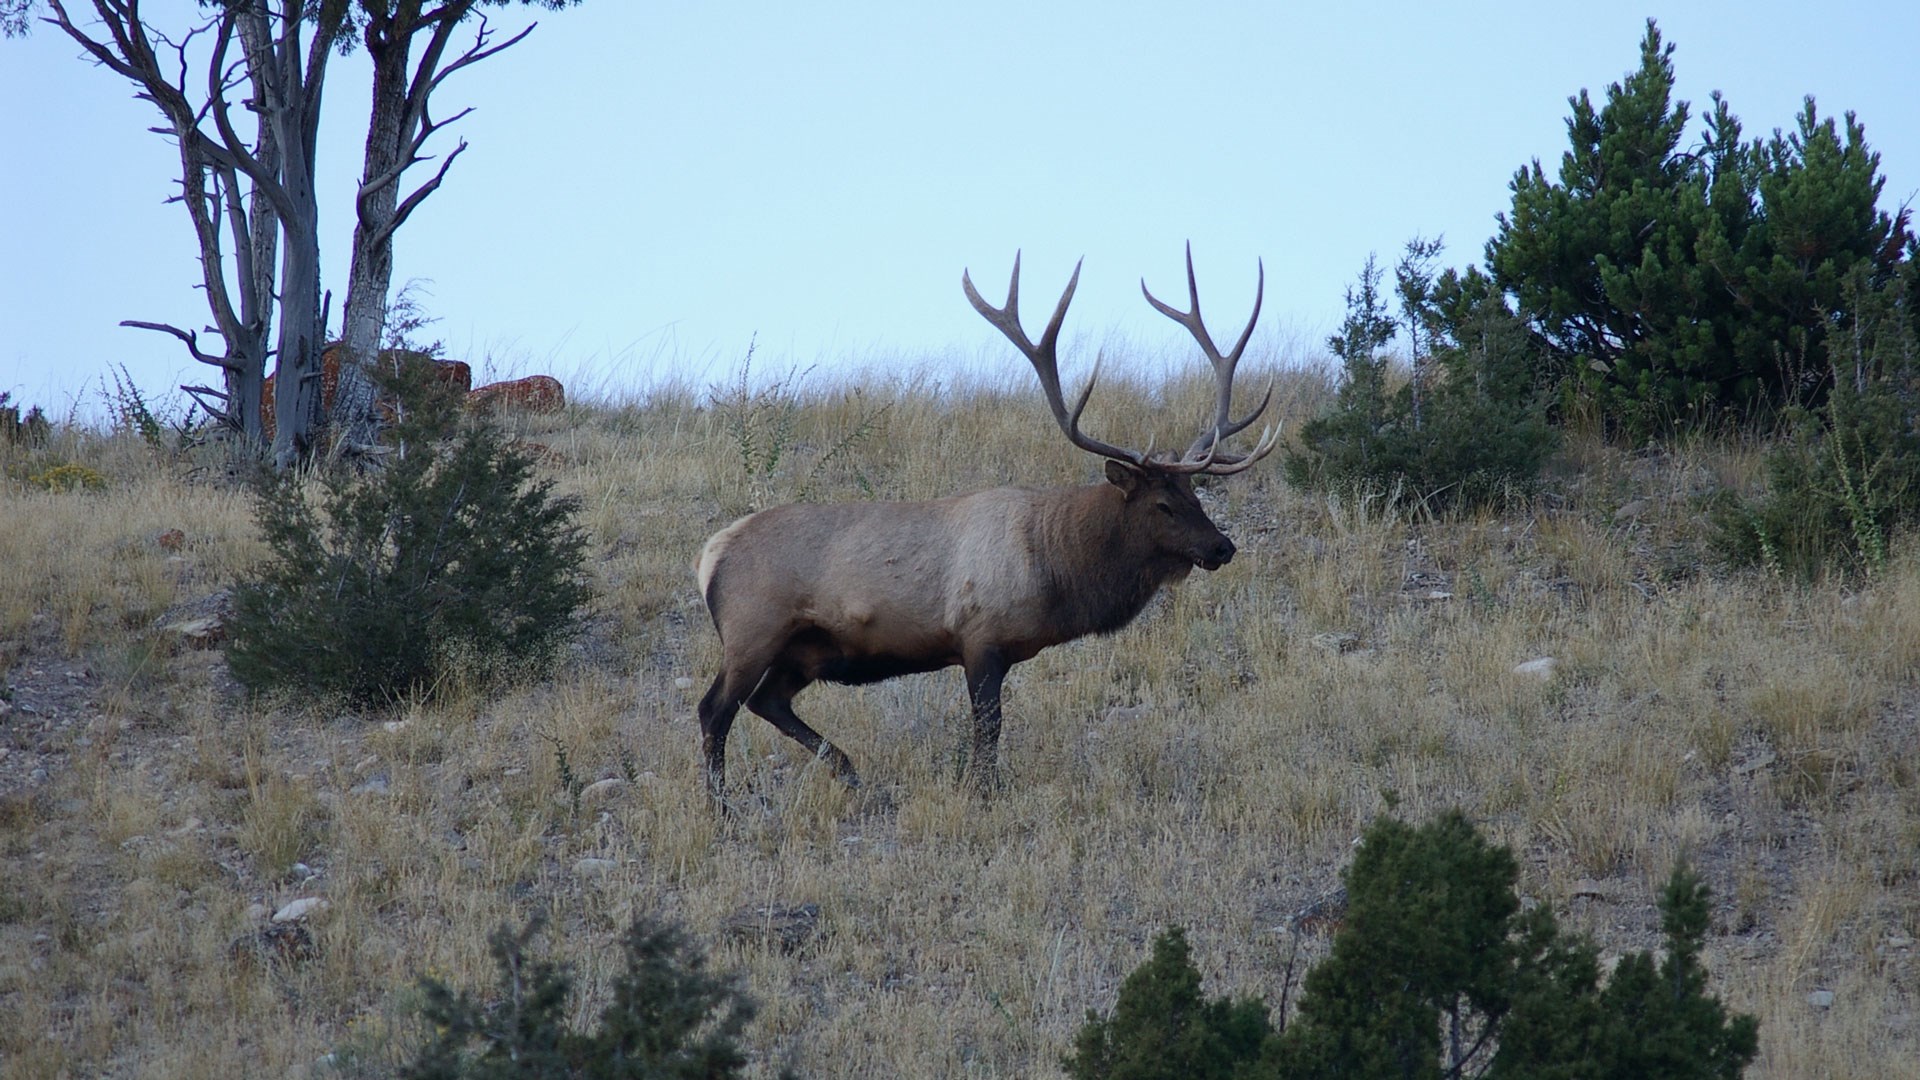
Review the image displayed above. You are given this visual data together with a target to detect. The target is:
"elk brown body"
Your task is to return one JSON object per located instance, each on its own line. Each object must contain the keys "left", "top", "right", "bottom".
{"left": 694, "top": 248, "right": 1277, "bottom": 797}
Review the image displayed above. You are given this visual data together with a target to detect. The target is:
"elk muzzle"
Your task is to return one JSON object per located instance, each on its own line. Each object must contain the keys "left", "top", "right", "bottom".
{"left": 1193, "top": 534, "right": 1236, "bottom": 572}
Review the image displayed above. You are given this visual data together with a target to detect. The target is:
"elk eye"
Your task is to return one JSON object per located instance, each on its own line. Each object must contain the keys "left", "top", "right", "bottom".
{"left": 1156, "top": 503, "right": 1177, "bottom": 517}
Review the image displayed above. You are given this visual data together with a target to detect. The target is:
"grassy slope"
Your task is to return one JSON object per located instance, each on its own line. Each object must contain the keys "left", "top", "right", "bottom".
{"left": 0, "top": 367, "right": 1915, "bottom": 1078}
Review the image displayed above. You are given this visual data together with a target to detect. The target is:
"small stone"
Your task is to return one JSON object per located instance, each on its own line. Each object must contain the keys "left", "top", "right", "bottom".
{"left": 1807, "top": 989, "right": 1835, "bottom": 1009}
{"left": 1733, "top": 750, "right": 1777, "bottom": 777}
{"left": 1310, "top": 632, "right": 1361, "bottom": 654}
{"left": 351, "top": 774, "right": 391, "bottom": 796}
{"left": 723, "top": 902, "right": 821, "bottom": 953}
{"left": 159, "top": 616, "right": 225, "bottom": 650}
{"left": 580, "top": 777, "right": 628, "bottom": 806}
{"left": 1568, "top": 879, "right": 1612, "bottom": 901}
{"left": 1100, "top": 703, "right": 1151, "bottom": 724}
{"left": 673, "top": 677, "right": 694, "bottom": 691}
{"left": 244, "top": 902, "right": 272, "bottom": 922}
{"left": 382, "top": 720, "right": 409, "bottom": 734}
{"left": 574, "top": 857, "right": 619, "bottom": 877}
{"left": 1613, "top": 498, "right": 1653, "bottom": 522}
{"left": 271, "top": 897, "right": 328, "bottom": 923}
{"left": 1513, "top": 657, "right": 1558, "bottom": 681}
{"left": 166, "top": 817, "right": 202, "bottom": 838}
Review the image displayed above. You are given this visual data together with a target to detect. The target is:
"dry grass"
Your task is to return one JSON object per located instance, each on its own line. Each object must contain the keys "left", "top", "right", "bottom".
{"left": 0, "top": 364, "right": 1916, "bottom": 1078}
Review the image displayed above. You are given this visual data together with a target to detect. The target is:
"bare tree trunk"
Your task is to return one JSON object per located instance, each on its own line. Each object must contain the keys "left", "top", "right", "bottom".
{"left": 333, "top": 4, "right": 418, "bottom": 453}
{"left": 232, "top": 1, "right": 345, "bottom": 468}
{"left": 333, "top": 3, "right": 536, "bottom": 452}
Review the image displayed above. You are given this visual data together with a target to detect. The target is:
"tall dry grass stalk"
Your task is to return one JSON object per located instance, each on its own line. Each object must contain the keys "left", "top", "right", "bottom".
{"left": 0, "top": 371, "right": 1914, "bottom": 1077}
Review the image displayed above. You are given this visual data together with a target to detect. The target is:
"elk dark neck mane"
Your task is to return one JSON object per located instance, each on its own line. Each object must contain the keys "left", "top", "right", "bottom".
{"left": 1030, "top": 482, "right": 1186, "bottom": 640}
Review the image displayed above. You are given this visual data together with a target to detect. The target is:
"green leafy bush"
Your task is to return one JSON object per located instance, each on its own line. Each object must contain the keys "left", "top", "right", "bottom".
{"left": 1711, "top": 262, "right": 1920, "bottom": 577}
{"left": 1071, "top": 812, "right": 1758, "bottom": 1079}
{"left": 1062, "top": 925, "right": 1271, "bottom": 1080}
{"left": 1487, "top": 20, "right": 1908, "bottom": 434}
{"left": 403, "top": 915, "right": 776, "bottom": 1080}
{"left": 1284, "top": 252, "right": 1555, "bottom": 510}
{"left": 225, "top": 364, "right": 588, "bottom": 704}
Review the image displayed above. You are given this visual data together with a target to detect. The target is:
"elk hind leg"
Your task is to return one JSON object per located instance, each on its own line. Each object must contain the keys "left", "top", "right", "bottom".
{"left": 699, "top": 656, "right": 777, "bottom": 799}
{"left": 746, "top": 673, "right": 860, "bottom": 786}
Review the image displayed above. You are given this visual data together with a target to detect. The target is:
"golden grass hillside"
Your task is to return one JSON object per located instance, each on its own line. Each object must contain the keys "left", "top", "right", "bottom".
{"left": 0, "top": 365, "right": 1915, "bottom": 1078}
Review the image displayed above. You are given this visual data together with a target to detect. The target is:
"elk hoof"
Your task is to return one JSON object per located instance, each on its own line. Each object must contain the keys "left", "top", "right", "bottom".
{"left": 964, "top": 763, "right": 1005, "bottom": 796}
{"left": 820, "top": 745, "right": 861, "bottom": 788}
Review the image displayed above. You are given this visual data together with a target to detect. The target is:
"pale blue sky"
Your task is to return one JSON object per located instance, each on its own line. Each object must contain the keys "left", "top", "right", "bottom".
{"left": 4, "top": 2, "right": 1917, "bottom": 416}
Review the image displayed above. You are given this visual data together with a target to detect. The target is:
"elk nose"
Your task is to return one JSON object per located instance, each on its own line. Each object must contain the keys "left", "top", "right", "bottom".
{"left": 1212, "top": 536, "right": 1236, "bottom": 566}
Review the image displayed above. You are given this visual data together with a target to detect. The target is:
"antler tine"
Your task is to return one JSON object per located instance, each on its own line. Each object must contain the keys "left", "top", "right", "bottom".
{"left": 1141, "top": 243, "right": 1272, "bottom": 462}
{"left": 964, "top": 253, "right": 1144, "bottom": 465}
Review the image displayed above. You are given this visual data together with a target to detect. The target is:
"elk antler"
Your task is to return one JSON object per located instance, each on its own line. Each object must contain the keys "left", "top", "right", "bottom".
{"left": 964, "top": 252, "right": 1147, "bottom": 466}
{"left": 1141, "top": 242, "right": 1280, "bottom": 475}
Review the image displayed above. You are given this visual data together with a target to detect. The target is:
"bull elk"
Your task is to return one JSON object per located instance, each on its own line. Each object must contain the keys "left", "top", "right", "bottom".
{"left": 693, "top": 246, "right": 1277, "bottom": 798}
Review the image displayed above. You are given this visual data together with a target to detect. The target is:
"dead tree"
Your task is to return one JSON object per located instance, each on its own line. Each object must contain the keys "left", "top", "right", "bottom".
{"left": 331, "top": 1, "right": 568, "bottom": 455}
{"left": 42, "top": 0, "right": 348, "bottom": 466}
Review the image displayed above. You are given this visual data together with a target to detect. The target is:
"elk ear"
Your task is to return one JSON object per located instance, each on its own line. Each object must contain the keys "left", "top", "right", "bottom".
{"left": 1104, "top": 459, "right": 1148, "bottom": 497}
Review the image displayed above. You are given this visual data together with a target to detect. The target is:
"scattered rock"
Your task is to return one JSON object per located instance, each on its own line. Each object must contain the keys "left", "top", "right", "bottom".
{"left": 1310, "top": 632, "right": 1362, "bottom": 654}
{"left": 271, "top": 897, "right": 329, "bottom": 923}
{"left": 573, "top": 857, "right": 619, "bottom": 878}
{"left": 382, "top": 720, "right": 409, "bottom": 734}
{"left": 1808, "top": 989, "right": 1835, "bottom": 1009}
{"left": 673, "top": 676, "right": 694, "bottom": 691}
{"left": 351, "top": 774, "right": 390, "bottom": 796}
{"left": 230, "top": 922, "right": 315, "bottom": 968}
{"left": 1613, "top": 498, "right": 1653, "bottom": 523}
{"left": 1412, "top": 590, "right": 1454, "bottom": 603}
{"left": 580, "top": 777, "right": 628, "bottom": 807}
{"left": 1100, "top": 703, "right": 1151, "bottom": 724}
{"left": 244, "top": 902, "right": 272, "bottom": 923}
{"left": 1733, "top": 749, "right": 1777, "bottom": 777}
{"left": 152, "top": 590, "right": 232, "bottom": 650}
{"left": 1513, "top": 657, "right": 1558, "bottom": 681}
{"left": 1568, "top": 879, "right": 1613, "bottom": 901}
{"left": 723, "top": 903, "right": 821, "bottom": 953}
{"left": 1286, "top": 887, "right": 1348, "bottom": 934}
{"left": 159, "top": 616, "right": 225, "bottom": 650}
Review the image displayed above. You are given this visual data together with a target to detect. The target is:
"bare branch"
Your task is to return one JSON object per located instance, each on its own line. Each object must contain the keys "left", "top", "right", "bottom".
{"left": 358, "top": 10, "right": 535, "bottom": 238}
{"left": 358, "top": 102, "right": 474, "bottom": 204}
{"left": 377, "top": 137, "right": 468, "bottom": 246}
{"left": 120, "top": 319, "right": 240, "bottom": 371}
{"left": 179, "top": 384, "right": 231, "bottom": 404}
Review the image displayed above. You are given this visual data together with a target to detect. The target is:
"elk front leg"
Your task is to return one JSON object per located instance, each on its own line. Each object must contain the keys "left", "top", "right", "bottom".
{"left": 963, "top": 649, "right": 1009, "bottom": 792}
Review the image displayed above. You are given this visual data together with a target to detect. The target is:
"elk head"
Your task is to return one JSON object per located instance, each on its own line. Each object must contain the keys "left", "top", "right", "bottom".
{"left": 962, "top": 244, "right": 1277, "bottom": 575}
